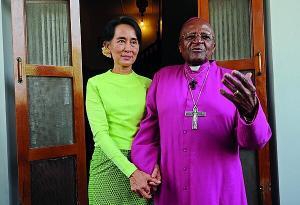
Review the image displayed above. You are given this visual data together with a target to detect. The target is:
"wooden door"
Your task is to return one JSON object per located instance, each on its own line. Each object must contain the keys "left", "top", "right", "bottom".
{"left": 198, "top": 0, "right": 271, "bottom": 205}
{"left": 11, "top": 0, "right": 87, "bottom": 204}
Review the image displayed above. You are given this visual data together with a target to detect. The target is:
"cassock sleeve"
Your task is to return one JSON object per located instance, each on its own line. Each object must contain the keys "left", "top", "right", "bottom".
{"left": 236, "top": 102, "right": 272, "bottom": 149}
{"left": 131, "top": 73, "right": 160, "bottom": 175}
{"left": 86, "top": 79, "right": 137, "bottom": 178}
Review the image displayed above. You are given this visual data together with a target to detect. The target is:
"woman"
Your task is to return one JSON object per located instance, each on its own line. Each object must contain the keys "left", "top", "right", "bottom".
{"left": 86, "top": 16, "right": 159, "bottom": 205}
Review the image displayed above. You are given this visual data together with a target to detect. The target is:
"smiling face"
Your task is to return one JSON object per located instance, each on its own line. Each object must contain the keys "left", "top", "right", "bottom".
{"left": 106, "top": 24, "right": 139, "bottom": 70}
{"left": 179, "top": 18, "right": 216, "bottom": 66}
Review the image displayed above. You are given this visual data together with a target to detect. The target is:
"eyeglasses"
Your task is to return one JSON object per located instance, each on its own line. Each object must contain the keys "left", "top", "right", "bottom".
{"left": 181, "top": 32, "right": 214, "bottom": 42}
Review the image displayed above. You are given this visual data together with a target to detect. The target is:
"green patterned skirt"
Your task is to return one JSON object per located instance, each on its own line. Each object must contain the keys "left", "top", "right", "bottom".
{"left": 88, "top": 147, "right": 152, "bottom": 205}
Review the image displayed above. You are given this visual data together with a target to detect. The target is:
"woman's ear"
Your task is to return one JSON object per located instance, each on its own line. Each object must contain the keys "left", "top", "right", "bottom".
{"left": 103, "top": 41, "right": 109, "bottom": 49}
{"left": 101, "top": 41, "right": 111, "bottom": 58}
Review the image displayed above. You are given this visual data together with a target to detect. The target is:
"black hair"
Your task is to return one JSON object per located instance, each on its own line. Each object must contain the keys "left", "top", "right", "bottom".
{"left": 101, "top": 16, "right": 142, "bottom": 45}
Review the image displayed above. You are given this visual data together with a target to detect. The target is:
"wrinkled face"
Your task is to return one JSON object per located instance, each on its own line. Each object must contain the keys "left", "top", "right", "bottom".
{"left": 179, "top": 19, "right": 215, "bottom": 66}
{"left": 106, "top": 24, "right": 139, "bottom": 69}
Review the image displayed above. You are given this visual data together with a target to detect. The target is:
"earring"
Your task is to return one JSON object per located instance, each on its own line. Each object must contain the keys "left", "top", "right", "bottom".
{"left": 102, "top": 46, "right": 111, "bottom": 58}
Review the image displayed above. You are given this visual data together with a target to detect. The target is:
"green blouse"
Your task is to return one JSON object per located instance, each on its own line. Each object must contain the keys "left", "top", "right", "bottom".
{"left": 86, "top": 70, "right": 151, "bottom": 177}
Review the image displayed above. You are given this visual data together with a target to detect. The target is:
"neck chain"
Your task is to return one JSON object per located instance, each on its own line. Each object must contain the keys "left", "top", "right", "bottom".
{"left": 184, "top": 64, "right": 210, "bottom": 108}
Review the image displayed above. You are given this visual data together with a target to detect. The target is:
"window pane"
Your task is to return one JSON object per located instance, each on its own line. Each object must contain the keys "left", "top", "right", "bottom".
{"left": 31, "top": 156, "right": 77, "bottom": 205}
{"left": 27, "top": 77, "right": 74, "bottom": 148}
{"left": 26, "top": 0, "right": 71, "bottom": 66}
{"left": 209, "top": 0, "right": 252, "bottom": 60}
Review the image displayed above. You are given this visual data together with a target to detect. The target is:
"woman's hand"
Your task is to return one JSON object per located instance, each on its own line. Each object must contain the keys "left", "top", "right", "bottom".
{"left": 130, "top": 169, "right": 160, "bottom": 199}
{"left": 220, "top": 70, "right": 258, "bottom": 121}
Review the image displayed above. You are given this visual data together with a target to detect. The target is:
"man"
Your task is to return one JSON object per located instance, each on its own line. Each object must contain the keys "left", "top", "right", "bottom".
{"left": 131, "top": 17, "right": 271, "bottom": 205}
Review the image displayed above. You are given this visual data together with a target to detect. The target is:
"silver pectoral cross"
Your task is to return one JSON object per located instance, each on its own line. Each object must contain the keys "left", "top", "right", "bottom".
{"left": 185, "top": 105, "right": 206, "bottom": 130}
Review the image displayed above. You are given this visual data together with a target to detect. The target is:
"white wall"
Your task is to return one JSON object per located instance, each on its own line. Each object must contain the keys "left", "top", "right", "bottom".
{"left": 0, "top": 0, "right": 10, "bottom": 203}
{"left": 266, "top": 0, "right": 300, "bottom": 204}
{"left": 0, "top": 0, "right": 17, "bottom": 204}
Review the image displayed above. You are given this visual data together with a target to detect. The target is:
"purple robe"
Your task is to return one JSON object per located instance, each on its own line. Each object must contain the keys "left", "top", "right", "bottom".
{"left": 131, "top": 61, "right": 271, "bottom": 205}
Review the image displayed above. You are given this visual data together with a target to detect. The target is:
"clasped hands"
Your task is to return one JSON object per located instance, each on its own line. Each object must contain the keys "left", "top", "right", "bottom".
{"left": 129, "top": 164, "right": 161, "bottom": 199}
{"left": 220, "top": 70, "right": 258, "bottom": 121}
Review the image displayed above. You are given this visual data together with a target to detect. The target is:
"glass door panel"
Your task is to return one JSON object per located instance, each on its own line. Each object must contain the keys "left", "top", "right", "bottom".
{"left": 209, "top": 0, "right": 252, "bottom": 60}
{"left": 27, "top": 76, "right": 74, "bottom": 148}
{"left": 26, "top": 0, "right": 71, "bottom": 66}
{"left": 30, "top": 156, "right": 77, "bottom": 204}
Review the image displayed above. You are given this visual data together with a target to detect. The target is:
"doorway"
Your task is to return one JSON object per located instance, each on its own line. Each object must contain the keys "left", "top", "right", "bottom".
{"left": 79, "top": 0, "right": 163, "bottom": 174}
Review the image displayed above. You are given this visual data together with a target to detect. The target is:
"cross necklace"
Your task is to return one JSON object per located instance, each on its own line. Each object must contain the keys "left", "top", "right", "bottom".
{"left": 184, "top": 64, "right": 210, "bottom": 130}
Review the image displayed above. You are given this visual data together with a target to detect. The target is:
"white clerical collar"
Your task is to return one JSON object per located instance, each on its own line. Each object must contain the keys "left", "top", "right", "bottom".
{"left": 189, "top": 65, "right": 201, "bottom": 71}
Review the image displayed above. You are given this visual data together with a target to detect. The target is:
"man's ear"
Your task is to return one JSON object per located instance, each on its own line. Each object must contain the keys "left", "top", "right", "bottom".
{"left": 211, "top": 42, "right": 216, "bottom": 55}
{"left": 178, "top": 42, "right": 182, "bottom": 54}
